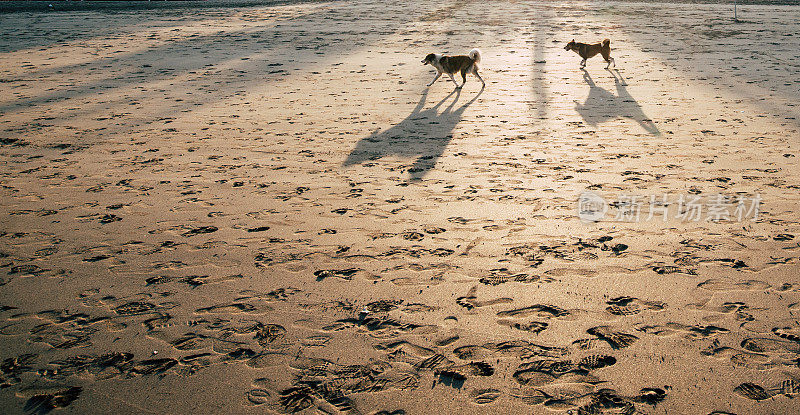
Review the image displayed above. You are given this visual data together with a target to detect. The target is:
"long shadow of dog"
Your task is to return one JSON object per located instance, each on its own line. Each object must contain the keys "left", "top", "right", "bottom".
{"left": 344, "top": 88, "right": 483, "bottom": 181}
{"left": 575, "top": 69, "right": 659, "bottom": 135}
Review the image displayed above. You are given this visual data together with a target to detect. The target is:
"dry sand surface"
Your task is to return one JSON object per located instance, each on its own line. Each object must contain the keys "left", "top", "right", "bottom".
{"left": 1, "top": 0, "right": 800, "bottom": 413}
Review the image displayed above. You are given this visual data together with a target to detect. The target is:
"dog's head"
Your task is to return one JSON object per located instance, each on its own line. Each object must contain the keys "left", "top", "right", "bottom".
{"left": 564, "top": 40, "right": 576, "bottom": 51}
{"left": 421, "top": 53, "right": 437, "bottom": 65}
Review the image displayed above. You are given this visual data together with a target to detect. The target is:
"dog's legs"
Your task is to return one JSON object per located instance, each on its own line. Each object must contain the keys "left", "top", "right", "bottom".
{"left": 580, "top": 58, "right": 586, "bottom": 68}
{"left": 601, "top": 47, "right": 614, "bottom": 69}
{"left": 472, "top": 66, "right": 485, "bottom": 88}
{"left": 460, "top": 68, "right": 468, "bottom": 88}
{"left": 427, "top": 72, "right": 442, "bottom": 87}
{"left": 447, "top": 73, "right": 460, "bottom": 89}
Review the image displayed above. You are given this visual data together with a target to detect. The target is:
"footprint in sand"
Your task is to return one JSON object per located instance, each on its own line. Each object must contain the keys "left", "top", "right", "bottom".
{"left": 364, "top": 300, "right": 401, "bottom": 312}
{"left": 278, "top": 386, "right": 315, "bottom": 413}
{"left": 700, "top": 339, "right": 790, "bottom": 370}
{"left": 435, "top": 334, "right": 459, "bottom": 347}
{"left": 508, "top": 388, "right": 549, "bottom": 405}
{"left": 279, "top": 360, "right": 417, "bottom": 412}
{"left": 773, "top": 377, "right": 800, "bottom": 397}
{"left": 434, "top": 361, "right": 494, "bottom": 387}
{"left": 402, "top": 303, "right": 438, "bottom": 313}
{"left": 181, "top": 225, "right": 218, "bottom": 237}
{"left": 544, "top": 268, "right": 598, "bottom": 278}
{"left": 576, "top": 326, "right": 639, "bottom": 349}
{"left": 113, "top": 301, "right": 159, "bottom": 316}
{"left": 651, "top": 264, "right": 697, "bottom": 275}
{"left": 546, "top": 387, "right": 664, "bottom": 413}
{"left": 469, "top": 388, "right": 502, "bottom": 404}
{"left": 177, "top": 353, "right": 216, "bottom": 376}
{"left": 688, "top": 300, "right": 754, "bottom": 323}
{"left": 401, "top": 231, "right": 425, "bottom": 241}
{"left": 479, "top": 269, "right": 540, "bottom": 286}
{"left": 605, "top": 297, "right": 666, "bottom": 316}
{"left": 181, "top": 273, "right": 245, "bottom": 287}
{"left": 128, "top": 358, "right": 178, "bottom": 376}
{"left": 0, "top": 354, "right": 37, "bottom": 388}
{"left": 741, "top": 318, "right": 800, "bottom": 336}
{"left": 300, "top": 335, "right": 330, "bottom": 347}
{"left": 21, "top": 386, "right": 83, "bottom": 414}
{"left": 323, "top": 317, "right": 436, "bottom": 339}
{"left": 456, "top": 286, "right": 513, "bottom": 310}
{"left": 513, "top": 355, "right": 616, "bottom": 387}
{"left": 43, "top": 352, "right": 134, "bottom": 381}
{"left": 413, "top": 353, "right": 453, "bottom": 371}
{"left": 496, "top": 304, "right": 570, "bottom": 319}
{"left": 255, "top": 324, "right": 286, "bottom": 346}
{"left": 740, "top": 337, "right": 800, "bottom": 354}
{"left": 376, "top": 341, "right": 438, "bottom": 364}
{"left": 454, "top": 341, "right": 568, "bottom": 360}
{"left": 314, "top": 268, "right": 374, "bottom": 281}
{"left": 246, "top": 388, "right": 273, "bottom": 406}
{"left": 734, "top": 382, "right": 772, "bottom": 400}
{"left": 497, "top": 319, "right": 549, "bottom": 334}
{"left": 195, "top": 302, "right": 272, "bottom": 314}
{"left": 697, "top": 278, "right": 770, "bottom": 291}
{"left": 772, "top": 325, "right": 800, "bottom": 342}
{"left": 636, "top": 323, "right": 729, "bottom": 340}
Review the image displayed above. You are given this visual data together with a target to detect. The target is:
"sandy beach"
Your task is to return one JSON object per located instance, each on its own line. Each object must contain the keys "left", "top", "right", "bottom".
{"left": 1, "top": 0, "right": 799, "bottom": 413}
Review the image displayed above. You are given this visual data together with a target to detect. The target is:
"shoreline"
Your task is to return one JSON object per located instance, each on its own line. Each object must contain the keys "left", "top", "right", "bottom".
{"left": 1, "top": 0, "right": 799, "bottom": 14}
{"left": 1, "top": 0, "right": 798, "bottom": 413}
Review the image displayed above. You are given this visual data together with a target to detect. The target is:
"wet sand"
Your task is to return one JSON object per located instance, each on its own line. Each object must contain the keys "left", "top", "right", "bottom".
{"left": 1, "top": 0, "right": 799, "bottom": 413}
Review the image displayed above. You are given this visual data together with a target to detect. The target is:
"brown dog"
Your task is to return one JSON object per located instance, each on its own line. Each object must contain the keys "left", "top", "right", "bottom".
{"left": 422, "top": 49, "right": 485, "bottom": 89}
{"left": 565, "top": 39, "right": 615, "bottom": 69}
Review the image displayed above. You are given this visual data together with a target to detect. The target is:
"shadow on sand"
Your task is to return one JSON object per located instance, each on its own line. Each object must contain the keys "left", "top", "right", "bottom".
{"left": 575, "top": 68, "right": 659, "bottom": 135}
{"left": 344, "top": 87, "right": 483, "bottom": 181}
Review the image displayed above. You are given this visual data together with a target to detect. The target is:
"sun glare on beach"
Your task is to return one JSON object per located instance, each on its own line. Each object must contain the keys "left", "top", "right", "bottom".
{"left": 1, "top": 0, "right": 799, "bottom": 414}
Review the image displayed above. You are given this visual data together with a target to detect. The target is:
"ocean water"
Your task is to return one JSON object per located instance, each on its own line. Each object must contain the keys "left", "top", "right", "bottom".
{"left": 0, "top": 0, "right": 797, "bottom": 14}
{"left": 0, "top": 0, "right": 331, "bottom": 13}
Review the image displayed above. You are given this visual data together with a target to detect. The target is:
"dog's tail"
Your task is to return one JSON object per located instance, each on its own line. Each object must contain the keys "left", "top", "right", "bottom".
{"left": 469, "top": 48, "right": 481, "bottom": 64}
{"left": 602, "top": 39, "right": 610, "bottom": 48}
